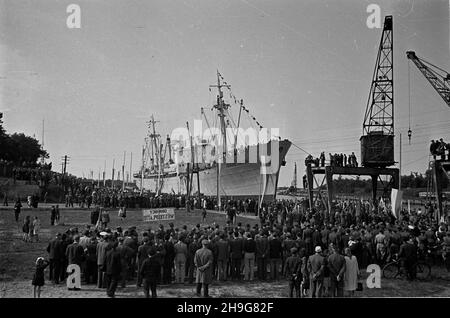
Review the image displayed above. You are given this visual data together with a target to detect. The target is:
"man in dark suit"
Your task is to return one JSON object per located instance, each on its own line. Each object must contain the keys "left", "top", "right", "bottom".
{"left": 284, "top": 247, "right": 302, "bottom": 298}
{"left": 256, "top": 232, "right": 270, "bottom": 281}
{"left": 66, "top": 235, "right": 85, "bottom": 266}
{"left": 47, "top": 233, "right": 63, "bottom": 283}
{"left": 307, "top": 246, "right": 326, "bottom": 298}
{"left": 105, "top": 241, "right": 122, "bottom": 298}
{"left": 302, "top": 224, "right": 314, "bottom": 256}
{"left": 327, "top": 244, "right": 346, "bottom": 297}
{"left": 139, "top": 247, "right": 161, "bottom": 298}
{"left": 229, "top": 232, "right": 244, "bottom": 280}
{"left": 398, "top": 237, "right": 418, "bottom": 281}
{"left": 216, "top": 234, "right": 230, "bottom": 281}
{"left": 137, "top": 237, "right": 152, "bottom": 287}
{"left": 269, "top": 234, "right": 283, "bottom": 281}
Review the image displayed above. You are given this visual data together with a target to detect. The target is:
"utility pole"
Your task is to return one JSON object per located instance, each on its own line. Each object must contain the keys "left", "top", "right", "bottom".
{"left": 61, "top": 155, "right": 69, "bottom": 176}
{"left": 61, "top": 155, "right": 69, "bottom": 192}
{"left": 399, "top": 133, "right": 402, "bottom": 191}
{"left": 122, "top": 151, "right": 126, "bottom": 193}
{"left": 141, "top": 146, "right": 145, "bottom": 195}
{"left": 40, "top": 119, "right": 45, "bottom": 165}
{"left": 129, "top": 152, "right": 132, "bottom": 187}
{"left": 103, "top": 160, "right": 106, "bottom": 187}
{"left": 112, "top": 158, "right": 115, "bottom": 190}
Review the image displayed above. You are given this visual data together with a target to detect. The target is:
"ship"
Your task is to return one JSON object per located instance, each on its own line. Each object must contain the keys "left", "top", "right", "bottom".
{"left": 134, "top": 71, "right": 291, "bottom": 203}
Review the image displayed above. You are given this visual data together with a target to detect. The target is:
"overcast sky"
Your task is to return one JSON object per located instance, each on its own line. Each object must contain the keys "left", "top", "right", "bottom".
{"left": 1, "top": 0, "right": 449, "bottom": 186}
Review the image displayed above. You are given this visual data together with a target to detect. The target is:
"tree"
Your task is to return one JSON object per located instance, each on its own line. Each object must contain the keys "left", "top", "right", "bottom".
{"left": 0, "top": 132, "right": 48, "bottom": 165}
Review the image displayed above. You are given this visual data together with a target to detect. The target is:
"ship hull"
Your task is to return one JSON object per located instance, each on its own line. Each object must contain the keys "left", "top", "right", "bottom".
{"left": 137, "top": 139, "right": 291, "bottom": 201}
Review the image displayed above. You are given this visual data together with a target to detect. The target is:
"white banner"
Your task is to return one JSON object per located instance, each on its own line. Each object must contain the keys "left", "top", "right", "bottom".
{"left": 143, "top": 208, "right": 175, "bottom": 222}
{"left": 390, "top": 188, "right": 403, "bottom": 219}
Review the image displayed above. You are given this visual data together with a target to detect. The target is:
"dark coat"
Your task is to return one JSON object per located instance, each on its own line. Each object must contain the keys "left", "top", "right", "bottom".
{"left": 66, "top": 242, "right": 85, "bottom": 266}
{"left": 327, "top": 252, "right": 346, "bottom": 279}
{"left": 229, "top": 238, "right": 244, "bottom": 259}
{"left": 255, "top": 237, "right": 269, "bottom": 258}
{"left": 269, "top": 238, "right": 282, "bottom": 259}
{"left": 284, "top": 255, "right": 302, "bottom": 279}
{"left": 216, "top": 239, "right": 230, "bottom": 261}
{"left": 399, "top": 242, "right": 418, "bottom": 264}
{"left": 47, "top": 238, "right": 63, "bottom": 260}
{"left": 105, "top": 248, "right": 122, "bottom": 276}
{"left": 243, "top": 238, "right": 256, "bottom": 253}
{"left": 139, "top": 255, "right": 161, "bottom": 282}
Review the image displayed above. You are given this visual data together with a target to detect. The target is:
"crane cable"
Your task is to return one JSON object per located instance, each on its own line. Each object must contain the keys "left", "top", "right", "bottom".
{"left": 291, "top": 142, "right": 312, "bottom": 156}
{"left": 408, "top": 59, "right": 412, "bottom": 145}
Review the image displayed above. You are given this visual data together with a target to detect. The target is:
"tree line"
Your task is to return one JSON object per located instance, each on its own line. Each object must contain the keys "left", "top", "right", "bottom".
{"left": 0, "top": 120, "right": 48, "bottom": 166}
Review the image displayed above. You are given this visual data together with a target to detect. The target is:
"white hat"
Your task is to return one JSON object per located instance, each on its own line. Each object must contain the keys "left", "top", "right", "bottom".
{"left": 35, "top": 257, "right": 44, "bottom": 265}
{"left": 315, "top": 246, "right": 322, "bottom": 253}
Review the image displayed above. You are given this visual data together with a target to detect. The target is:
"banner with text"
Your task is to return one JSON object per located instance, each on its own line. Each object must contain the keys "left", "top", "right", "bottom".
{"left": 143, "top": 208, "right": 175, "bottom": 222}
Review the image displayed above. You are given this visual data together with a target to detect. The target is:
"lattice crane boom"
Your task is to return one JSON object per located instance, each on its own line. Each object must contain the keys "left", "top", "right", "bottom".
{"left": 362, "top": 16, "right": 394, "bottom": 136}
{"left": 406, "top": 51, "right": 450, "bottom": 107}
{"left": 360, "top": 15, "right": 395, "bottom": 168}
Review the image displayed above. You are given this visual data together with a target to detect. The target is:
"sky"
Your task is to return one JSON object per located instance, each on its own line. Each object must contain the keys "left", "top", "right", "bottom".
{"left": 0, "top": 0, "right": 449, "bottom": 187}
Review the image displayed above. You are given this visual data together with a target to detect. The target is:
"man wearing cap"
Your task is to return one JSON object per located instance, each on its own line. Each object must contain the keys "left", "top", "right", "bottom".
{"left": 96, "top": 234, "right": 110, "bottom": 288}
{"left": 137, "top": 236, "right": 152, "bottom": 287}
{"left": 194, "top": 239, "right": 213, "bottom": 297}
{"left": 284, "top": 247, "right": 302, "bottom": 298}
{"left": 307, "top": 246, "right": 327, "bottom": 298}
{"left": 117, "top": 237, "right": 133, "bottom": 288}
{"left": 398, "top": 236, "right": 418, "bottom": 281}
{"left": 174, "top": 237, "right": 188, "bottom": 284}
{"left": 140, "top": 247, "right": 161, "bottom": 297}
{"left": 327, "top": 244, "right": 346, "bottom": 297}
{"left": 105, "top": 241, "right": 122, "bottom": 298}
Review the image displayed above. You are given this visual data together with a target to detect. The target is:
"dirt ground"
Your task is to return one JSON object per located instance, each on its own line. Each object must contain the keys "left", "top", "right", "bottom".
{"left": 1, "top": 205, "right": 449, "bottom": 298}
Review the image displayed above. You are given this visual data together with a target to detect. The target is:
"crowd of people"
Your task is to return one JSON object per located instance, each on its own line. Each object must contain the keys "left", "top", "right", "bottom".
{"left": 430, "top": 138, "right": 450, "bottom": 159}
{"left": 29, "top": 194, "right": 450, "bottom": 298}
{"left": 304, "top": 152, "right": 358, "bottom": 168}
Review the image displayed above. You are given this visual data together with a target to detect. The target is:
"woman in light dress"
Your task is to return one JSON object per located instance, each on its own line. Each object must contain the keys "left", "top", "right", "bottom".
{"left": 343, "top": 247, "right": 359, "bottom": 297}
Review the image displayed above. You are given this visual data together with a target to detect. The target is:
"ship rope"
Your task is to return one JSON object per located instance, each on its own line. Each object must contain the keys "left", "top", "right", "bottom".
{"left": 291, "top": 142, "right": 312, "bottom": 156}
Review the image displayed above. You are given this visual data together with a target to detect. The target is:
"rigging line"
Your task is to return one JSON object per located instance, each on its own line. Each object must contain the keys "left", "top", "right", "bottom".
{"left": 291, "top": 142, "right": 312, "bottom": 156}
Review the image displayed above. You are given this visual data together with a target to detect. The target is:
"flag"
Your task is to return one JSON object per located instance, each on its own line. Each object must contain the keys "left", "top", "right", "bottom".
{"left": 390, "top": 188, "right": 403, "bottom": 219}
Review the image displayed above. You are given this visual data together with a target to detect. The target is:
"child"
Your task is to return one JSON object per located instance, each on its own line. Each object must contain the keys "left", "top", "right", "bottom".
{"left": 32, "top": 257, "right": 50, "bottom": 298}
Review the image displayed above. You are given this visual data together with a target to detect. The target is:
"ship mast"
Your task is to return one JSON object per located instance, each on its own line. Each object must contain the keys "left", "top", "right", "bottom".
{"left": 147, "top": 115, "right": 162, "bottom": 194}
{"left": 209, "top": 71, "right": 231, "bottom": 210}
{"left": 210, "top": 71, "right": 231, "bottom": 158}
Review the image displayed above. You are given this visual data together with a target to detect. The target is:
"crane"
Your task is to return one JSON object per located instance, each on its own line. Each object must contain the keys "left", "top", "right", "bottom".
{"left": 360, "top": 15, "right": 395, "bottom": 168}
{"left": 406, "top": 51, "right": 450, "bottom": 224}
{"left": 406, "top": 51, "right": 450, "bottom": 107}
